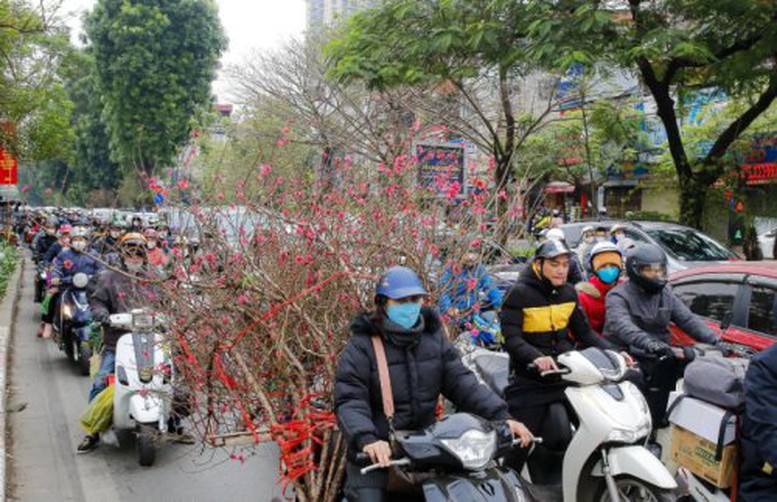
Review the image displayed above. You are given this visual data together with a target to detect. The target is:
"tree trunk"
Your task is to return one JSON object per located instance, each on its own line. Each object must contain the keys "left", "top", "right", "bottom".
{"left": 678, "top": 173, "right": 707, "bottom": 230}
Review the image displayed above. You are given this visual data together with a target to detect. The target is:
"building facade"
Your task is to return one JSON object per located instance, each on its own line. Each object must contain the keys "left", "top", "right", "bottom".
{"left": 306, "top": 0, "right": 376, "bottom": 31}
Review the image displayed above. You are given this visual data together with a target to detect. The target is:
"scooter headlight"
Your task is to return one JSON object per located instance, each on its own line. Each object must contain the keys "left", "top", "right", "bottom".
{"left": 606, "top": 382, "right": 652, "bottom": 443}
{"left": 133, "top": 312, "right": 154, "bottom": 330}
{"left": 62, "top": 304, "right": 73, "bottom": 319}
{"left": 440, "top": 429, "right": 496, "bottom": 471}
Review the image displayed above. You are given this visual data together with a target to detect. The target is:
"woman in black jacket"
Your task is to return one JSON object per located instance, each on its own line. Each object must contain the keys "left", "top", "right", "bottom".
{"left": 335, "top": 266, "right": 532, "bottom": 501}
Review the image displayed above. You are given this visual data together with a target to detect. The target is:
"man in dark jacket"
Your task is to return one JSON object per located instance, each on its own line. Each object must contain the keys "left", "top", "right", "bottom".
{"left": 739, "top": 344, "right": 777, "bottom": 501}
{"left": 500, "top": 239, "right": 617, "bottom": 472}
{"left": 335, "top": 266, "right": 532, "bottom": 501}
{"left": 604, "top": 244, "right": 718, "bottom": 425}
{"left": 77, "top": 232, "right": 157, "bottom": 453}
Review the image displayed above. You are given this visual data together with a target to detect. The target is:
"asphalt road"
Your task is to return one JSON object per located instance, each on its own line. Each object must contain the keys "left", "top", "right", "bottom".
{"left": 7, "top": 259, "right": 285, "bottom": 502}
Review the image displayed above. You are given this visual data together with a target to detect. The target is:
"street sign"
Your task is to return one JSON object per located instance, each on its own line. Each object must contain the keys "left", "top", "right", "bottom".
{"left": 0, "top": 149, "right": 18, "bottom": 185}
{"left": 416, "top": 143, "right": 466, "bottom": 199}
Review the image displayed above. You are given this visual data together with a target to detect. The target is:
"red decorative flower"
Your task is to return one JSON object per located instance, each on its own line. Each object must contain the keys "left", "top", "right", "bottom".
{"left": 63, "top": 260, "right": 73, "bottom": 270}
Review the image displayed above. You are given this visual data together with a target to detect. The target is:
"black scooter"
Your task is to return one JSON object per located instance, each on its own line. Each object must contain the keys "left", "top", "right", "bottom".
{"left": 354, "top": 413, "right": 528, "bottom": 501}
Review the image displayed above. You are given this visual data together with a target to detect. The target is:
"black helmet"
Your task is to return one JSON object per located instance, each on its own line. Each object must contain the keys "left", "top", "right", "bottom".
{"left": 535, "top": 239, "right": 572, "bottom": 261}
{"left": 625, "top": 244, "right": 668, "bottom": 294}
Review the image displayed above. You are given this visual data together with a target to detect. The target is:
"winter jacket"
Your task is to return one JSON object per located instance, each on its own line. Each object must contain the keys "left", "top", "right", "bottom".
{"left": 739, "top": 344, "right": 777, "bottom": 501}
{"left": 90, "top": 267, "right": 157, "bottom": 351}
{"left": 44, "top": 241, "right": 65, "bottom": 265}
{"left": 603, "top": 281, "right": 717, "bottom": 356}
{"left": 334, "top": 307, "right": 510, "bottom": 457}
{"left": 576, "top": 276, "right": 619, "bottom": 334}
{"left": 500, "top": 263, "right": 614, "bottom": 408}
{"left": 437, "top": 264, "right": 503, "bottom": 314}
{"left": 51, "top": 248, "right": 102, "bottom": 282}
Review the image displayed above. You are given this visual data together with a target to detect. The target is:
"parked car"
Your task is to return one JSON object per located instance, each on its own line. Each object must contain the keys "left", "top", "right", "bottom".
{"left": 669, "top": 262, "right": 777, "bottom": 353}
{"left": 560, "top": 220, "right": 739, "bottom": 273}
{"left": 758, "top": 227, "right": 776, "bottom": 259}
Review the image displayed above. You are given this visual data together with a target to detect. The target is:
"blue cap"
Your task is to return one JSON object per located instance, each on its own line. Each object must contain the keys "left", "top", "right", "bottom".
{"left": 375, "top": 266, "right": 429, "bottom": 299}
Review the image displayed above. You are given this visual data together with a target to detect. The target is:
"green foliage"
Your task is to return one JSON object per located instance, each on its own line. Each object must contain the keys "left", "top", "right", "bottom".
{"left": 86, "top": 0, "right": 227, "bottom": 175}
{"left": 0, "top": 242, "right": 18, "bottom": 301}
{"left": 625, "top": 210, "right": 675, "bottom": 223}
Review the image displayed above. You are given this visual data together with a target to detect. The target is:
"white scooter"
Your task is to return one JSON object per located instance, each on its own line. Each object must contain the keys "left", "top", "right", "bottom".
{"left": 464, "top": 346, "right": 677, "bottom": 501}
{"left": 108, "top": 309, "right": 173, "bottom": 467}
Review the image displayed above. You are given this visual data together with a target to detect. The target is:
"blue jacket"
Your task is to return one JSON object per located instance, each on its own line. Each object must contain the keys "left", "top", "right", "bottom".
{"left": 51, "top": 248, "right": 102, "bottom": 282}
{"left": 740, "top": 344, "right": 777, "bottom": 501}
{"left": 437, "top": 264, "right": 503, "bottom": 314}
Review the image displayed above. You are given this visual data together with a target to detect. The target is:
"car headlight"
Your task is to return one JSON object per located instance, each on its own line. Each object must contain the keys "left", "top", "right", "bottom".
{"left": 440, "top": 429, "right": 496, "bottom": 470}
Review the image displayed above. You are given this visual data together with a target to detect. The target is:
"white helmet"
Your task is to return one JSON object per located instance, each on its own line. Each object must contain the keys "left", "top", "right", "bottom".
{"left": 71, "top": 226, "right": 90, "bottom": 240}
{"left": 546, "top": 228, "right": 565, "bottom": 241}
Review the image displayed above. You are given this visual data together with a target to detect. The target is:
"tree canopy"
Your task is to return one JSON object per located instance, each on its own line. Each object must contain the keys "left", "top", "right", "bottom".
{"left": 86, "top": 0, "right": 227, "bottom": 177}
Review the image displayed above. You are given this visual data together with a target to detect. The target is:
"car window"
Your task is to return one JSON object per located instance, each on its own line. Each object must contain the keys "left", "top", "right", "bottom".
{"left": 624, "top": 228, "right": 648, "bottom": 243}
{"left": 673, "top": 281, "right": 739, "bottom": 324}
{"left": 747, "top": 285, "right": 777, "bottom": 337}
{"left": 645, "top": 228, "right": 736, "bottom": 261}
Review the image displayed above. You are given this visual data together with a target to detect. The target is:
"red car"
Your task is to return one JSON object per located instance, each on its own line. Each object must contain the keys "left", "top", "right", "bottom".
{"left": 669, "top": 262, "right": 777, "bottom": 353}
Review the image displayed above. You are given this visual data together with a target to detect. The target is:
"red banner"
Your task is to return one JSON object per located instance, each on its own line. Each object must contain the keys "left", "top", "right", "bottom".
{"left": 0, "top": 149, "right": 18, "bottom": 185}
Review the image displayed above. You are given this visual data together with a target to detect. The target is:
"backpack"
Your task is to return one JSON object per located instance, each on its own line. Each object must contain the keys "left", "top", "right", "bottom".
{"left": 683, "top": 355, "right": 748, "bottom": 411}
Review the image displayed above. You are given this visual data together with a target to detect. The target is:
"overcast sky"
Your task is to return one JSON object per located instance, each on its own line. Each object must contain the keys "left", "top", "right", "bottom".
{"left": 57, "top": 0, "right": 307, "bottom": 101}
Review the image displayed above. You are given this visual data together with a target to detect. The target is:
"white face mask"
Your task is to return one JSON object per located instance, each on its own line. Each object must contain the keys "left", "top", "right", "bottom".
{"left": 110, "top": 230, "right": 121, "bottom": 238}
{"left": 125, "top": 261, "right": 144, "bottom": 273}
{"left": 147, "top": 241, "right": 157, "bottom": 250}
{"left": 72, "top": 240, "right": 87, "bottom": 252}
{"left": 583, "top": 235, "right": 595, "bottom": 244}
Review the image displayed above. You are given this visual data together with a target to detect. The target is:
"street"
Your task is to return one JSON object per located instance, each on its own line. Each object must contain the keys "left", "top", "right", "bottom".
{"left": 7, "top": 259, "right": 285, "bottom": 502}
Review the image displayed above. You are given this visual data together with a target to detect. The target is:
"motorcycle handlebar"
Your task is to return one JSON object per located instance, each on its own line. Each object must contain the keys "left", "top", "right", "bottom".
{"left": 359, "top": 457, "right": 411, "bottom": 475}
{"left": 526, "top": 363, "right": 571, "bottom": 377}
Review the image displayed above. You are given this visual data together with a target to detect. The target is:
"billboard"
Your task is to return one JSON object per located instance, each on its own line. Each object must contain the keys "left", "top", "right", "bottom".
{"left": 415, "top": 142, "right": 466, "bottom": 199}
{"left": 0, "top": 148, "right": 17, "bottom": 185}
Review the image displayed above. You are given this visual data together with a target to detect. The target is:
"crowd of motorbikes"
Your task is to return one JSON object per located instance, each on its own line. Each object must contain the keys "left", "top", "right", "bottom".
{"left": 12, "top": 207, "right": 763, "bottom": 500}
{"left": 23, "top": 209, "right": 176, "bottom": 467}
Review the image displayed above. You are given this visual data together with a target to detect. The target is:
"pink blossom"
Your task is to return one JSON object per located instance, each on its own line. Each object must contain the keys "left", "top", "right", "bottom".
{"left": 259, "top": 164, "right": 272, "bottom": 175}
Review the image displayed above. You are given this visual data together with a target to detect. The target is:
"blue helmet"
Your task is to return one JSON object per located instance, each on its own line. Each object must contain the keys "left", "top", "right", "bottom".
{"left": 375, "top": 266, "right": 429, "bottom": 299}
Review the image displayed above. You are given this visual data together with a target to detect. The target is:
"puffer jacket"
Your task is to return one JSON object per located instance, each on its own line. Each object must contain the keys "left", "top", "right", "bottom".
{"left": 604, "top": 280, "right": 717, "bottom": 356}
{"left": 90, "top": 267, "right": 157, "bottom": 351}
{"left": 739, "top": 344, "right": 777, "bottom": 501}
{"left": 334, "top": 307, "right": 510, "bottom": 456}
{"left": 576, "top": 276, "right": 620, "bottom": 335}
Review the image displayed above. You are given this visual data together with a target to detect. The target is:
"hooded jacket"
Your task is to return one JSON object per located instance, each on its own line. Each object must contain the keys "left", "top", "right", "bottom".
{"left": 334, "top": 307, "right": 510, "bottom": 456}
{"left": 51, "top": 248, "right": 102, "bottom": 282}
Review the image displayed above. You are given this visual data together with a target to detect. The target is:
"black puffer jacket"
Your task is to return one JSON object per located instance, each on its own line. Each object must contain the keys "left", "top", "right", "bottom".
{"left": 335, "top": 307, "right": 510, "bottom": 456}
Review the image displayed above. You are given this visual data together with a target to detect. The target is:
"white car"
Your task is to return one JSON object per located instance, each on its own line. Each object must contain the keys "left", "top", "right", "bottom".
{"left": 759, "top": 229, "right": 776, "bottom": 259}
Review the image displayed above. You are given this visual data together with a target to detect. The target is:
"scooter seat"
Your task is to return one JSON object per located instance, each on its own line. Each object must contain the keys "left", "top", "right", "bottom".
{"left": 472, "top": 353, "right": 510, "bottom": 396}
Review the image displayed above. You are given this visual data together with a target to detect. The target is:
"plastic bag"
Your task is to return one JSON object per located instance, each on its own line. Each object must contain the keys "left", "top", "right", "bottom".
{"left": 79, "top": 384, "right": 114, "bottom": 435}
{"left": 40, "top": 294, "right": 50, "bottom": 316}
{"left": 89, "top": 353, "right": 102, "bottom": 380}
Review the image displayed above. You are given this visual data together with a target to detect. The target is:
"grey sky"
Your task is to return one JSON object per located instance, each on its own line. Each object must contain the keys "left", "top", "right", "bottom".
{"left": 57, "top": 0, "right": 306, "bottom": 101}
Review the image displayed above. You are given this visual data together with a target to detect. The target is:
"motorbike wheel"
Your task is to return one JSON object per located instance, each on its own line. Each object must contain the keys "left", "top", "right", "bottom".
{"left": 137, "top": 424, "right": 157, "bottom": 467}
{"left": 63, "top": 332, "right": 75, "bottom": 362}
{"left": 78, "top": 343, "right": 91, "bottom": 376}
{"left": 594, "top": 476, "right": 674, "bottom": 502}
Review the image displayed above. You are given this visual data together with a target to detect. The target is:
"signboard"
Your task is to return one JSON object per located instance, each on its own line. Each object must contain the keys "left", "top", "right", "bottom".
{"left": 0, "top": 149, "right": 18, "bottom": 185}
{"left": 416, "top": 143, "right": 466, "bottom": 199}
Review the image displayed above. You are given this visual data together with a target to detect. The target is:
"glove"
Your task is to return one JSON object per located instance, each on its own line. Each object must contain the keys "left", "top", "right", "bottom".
{"left": 682, "top": 346, "right": 697, "bottom": 362}
{"left": 647, "top": 341, "right": 674, "bottom": 358}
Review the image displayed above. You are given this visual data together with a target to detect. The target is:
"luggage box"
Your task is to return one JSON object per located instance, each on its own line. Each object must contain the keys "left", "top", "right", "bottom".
{"left": 670, "top": 425, "right": 737, "bottom": 489}
{"left": 667, "top": 391, "right": 736, "bottom": 445}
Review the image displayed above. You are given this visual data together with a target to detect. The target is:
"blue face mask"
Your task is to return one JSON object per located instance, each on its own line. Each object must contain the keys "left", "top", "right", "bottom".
{"left": 595, "top": 266, "right": 620, "bottom": 285}
{"left": 386, "top": 303, "right": 422, "bottom": 329}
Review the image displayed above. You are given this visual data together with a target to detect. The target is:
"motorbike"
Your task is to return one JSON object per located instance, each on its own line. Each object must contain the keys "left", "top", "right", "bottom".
{"left": 52, "top": 272, "right": 94, "bottom": 375}
{"left": 33, "top": 262, "right": 47, "bottom": 304}
{"left": 356, "top": 412, "right": 529, "bottom": 501}
{"left": 461, "top": 347, "right": 677, "bottom": 502}
{"left": 108, "top": 309, "right": 173, "bottom": 467}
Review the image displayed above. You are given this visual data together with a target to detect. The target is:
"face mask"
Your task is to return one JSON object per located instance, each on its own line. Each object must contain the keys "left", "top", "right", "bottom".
{"left": 110, "top": 230, "right": 121, "bottom": 238}
{"left": 125, "top": 260, "right": 144, "bottom": 273}
{"left": 614, "top": 232, "right": 626, "bottom": 241}
{"left": 583, "top": 236, "right": 595, "bottom": 244}
{"left": 595, "top": 236, "right": 605, "bottom": 242}
{"left": 595, "top": 266, "right": 620, "bottom": 285}
{"left": 386, "top": 302, "right": 422, "bottom": 330}
{"left": 72, "top": 240, "right": 87, "bottom": 252}
{"left": 147, "top": 241, "right": 157, "bottom": 250}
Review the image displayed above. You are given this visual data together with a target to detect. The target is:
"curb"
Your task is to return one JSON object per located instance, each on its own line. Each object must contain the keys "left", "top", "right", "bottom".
{"left": 0, "top": 253, "right": 25, "bottom": 502}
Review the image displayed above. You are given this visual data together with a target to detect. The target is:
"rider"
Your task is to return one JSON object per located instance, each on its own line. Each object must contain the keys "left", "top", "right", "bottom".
{"left": 739, "top": 343, "right": 777, "bottom": 501}
{"left": 576, "top": 225, "right": 596, "bottom": 273}
{"left": 51, "top": 227, "right": 102, "bottom": 284}
{"left": 603, "top": 243, "right": 719, "bottom": 426}
{"left": 576, "top": 241, "right": 623, "bottom": 335}
{"left": 95, "top": 221, "right": 124, "bottom": 255}
{"left": 40, "top": 224, "right": 73, "bottom": 339}
{"left": 77, "top": 232, "right": 156, "bottom": 453}
{"left": 437, "top": 241, "right": 503, "bottom": 324}
{"left": 143, "top": 227, "right": 168, "bottom": 268}
{"left": 32, "top": 218, "right": 58, "bottom": 263}
{"left": 335, "top": 266, "right": 533, "bottom": 501}
{"left": 543, "top": 228, "right": 584, "bottom": 284}
{"left": 499, "top": 239, "right": 619, "bottom": 473}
